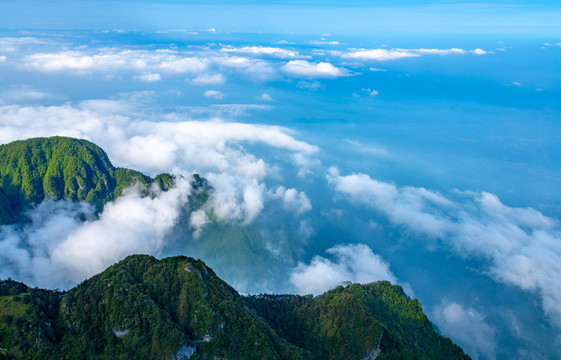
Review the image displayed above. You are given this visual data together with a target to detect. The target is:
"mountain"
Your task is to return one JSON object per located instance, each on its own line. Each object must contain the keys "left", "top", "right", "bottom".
{"left": 0, "top": 255, "right": 470, "bottom": 360}
{"left": 0, "top": 137, "right": 209, "bottom": 224}
{"left": 0, "top": 137, "right": 470, "bottom": 359}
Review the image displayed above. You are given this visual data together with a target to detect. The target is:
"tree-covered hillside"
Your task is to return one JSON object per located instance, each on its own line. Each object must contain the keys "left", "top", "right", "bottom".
{"left": 0, "top": 137, "right": 207, "bottom": 224}
{"left": 0, "top": 255, "right": 470, "bottom": 360}
{"left": 244, "top": 283, "right": 470, "bottom": 360}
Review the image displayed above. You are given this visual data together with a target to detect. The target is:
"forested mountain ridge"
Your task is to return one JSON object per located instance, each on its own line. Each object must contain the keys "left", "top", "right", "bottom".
{"left": 0, "top": 137, "right": 208, "bottom": 224}
{"left": 0, "top": 255, "right": 470, "bottom": 360}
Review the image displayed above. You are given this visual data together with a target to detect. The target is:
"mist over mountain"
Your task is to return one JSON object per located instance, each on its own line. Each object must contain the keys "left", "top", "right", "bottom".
{"left": 1, "top": 7, "right": 561, "bottom": 356}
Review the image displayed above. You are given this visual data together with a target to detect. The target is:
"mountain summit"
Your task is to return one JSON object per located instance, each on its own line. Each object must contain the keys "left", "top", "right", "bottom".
{"left": 0, "top": 255, "right": 469, "bottom": 360}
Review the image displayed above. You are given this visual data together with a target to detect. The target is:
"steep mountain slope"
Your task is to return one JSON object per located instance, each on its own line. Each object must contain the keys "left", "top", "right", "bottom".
{"left": 0, "top": 137, "right": 180, "bottom": 224}
{"left": 245, "top": 284, "right": 469, "bottom": 360}
{"left": 0, "top": 255, "right": 470, "bottom": 360}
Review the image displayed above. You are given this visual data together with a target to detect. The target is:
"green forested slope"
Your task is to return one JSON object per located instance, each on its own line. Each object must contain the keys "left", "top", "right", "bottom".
{"left": 0, "top": 137, "right": 191, "bottom": 224}
{"left": 0, "top": 256, "right": 470, "bottom": 360}
{"left": 244, "top": 284, "right": 470, "bottom": 360}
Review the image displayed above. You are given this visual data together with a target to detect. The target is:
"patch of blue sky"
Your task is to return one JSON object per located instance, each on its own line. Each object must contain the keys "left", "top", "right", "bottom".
{"left": 2, "top": 1, "right": 561, "bottom": 35}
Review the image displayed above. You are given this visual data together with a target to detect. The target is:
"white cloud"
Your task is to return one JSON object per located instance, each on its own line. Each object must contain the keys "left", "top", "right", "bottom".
{"left": 0, "top": 89, "right": 56, "bottom": 105}
{"left": 290, "top": 243, "right": 397, "bottom": 295}
{"left": 369, "top": 67, "right": 387, "bottom": 72}
{"left": 220, "top": 46, "right": 304, "bottom": 59}
{"left": 190, "top": 73, "right": 226, "bottom": 85}
{"left": 0, "top": 179, "right": 192, "bottom": 289}
{"left": 328, "top": 168, "right": 561, "bottom": 330}
{"left": 310, "top": 40, "right": 340, "bottom": 46}
{"left": 0, "top": 56, "right": 6, "bottom": 62}
{"left": 214, "top": 56, "right": 277, "bottom": 82}
{"left": 0, "top": 102, "right": 318, "bottom": 228}
{"left": 256, "top": 93, "right": 273, "bottom": 101}
{"left": 407, "top": 48, "right": 467, "bottom": 55}
{"left": 432, "top": 302, "right": 496, "bottom": 360}
{"left": 471, "top": 49, "right": 488, "bottom": 55}
{"left": 24, "top": 49, "right": 209, "bottom": 74}
{"left": 281, "top": 60, "right": 349, "bottom": 79}
{"left": 189, "top": 209, "right": 210, "bottom": 238}
{"left": 134, "top": 72, "right": 161, "bottom": 82}
{"left": 272, "top": 186, "right": 312, "bottom": 215}
{"left": 0, "top": 37, "right": 55, "bottom": 52}
{"left": 327, "top": 167, "right": 452, "bottom": 238}
{"left": 342, "top": 47, "right": 487, "bottom": 61}
{"left": 204, "top": 90, "right": 224, "bottom": 99}
{"left": 362, "top": 88, "right": 379, "bottom": 96}
{"left": 201, "top": 173, "right": 266, "bottom": 225}
{"left": 343, "top": 49, "right": 420, "bottom": 61}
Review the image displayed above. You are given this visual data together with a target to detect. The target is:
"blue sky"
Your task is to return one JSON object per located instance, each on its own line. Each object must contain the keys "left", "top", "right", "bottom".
{"left": 1, "top": 1, "right": 561, "bottom": 359}
{"left": 2, "top": 0, "right": 561, "bottom": 35}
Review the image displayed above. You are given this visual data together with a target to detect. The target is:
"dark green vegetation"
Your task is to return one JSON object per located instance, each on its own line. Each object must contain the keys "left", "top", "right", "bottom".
{"left": 245, "top": 284, "right": 470, "bottom": 360}
{"left": 0, "top": 255, "right": 470, "bottom": 360}
{"left": 0, "top": 137, "right": 208, "bottom": 225}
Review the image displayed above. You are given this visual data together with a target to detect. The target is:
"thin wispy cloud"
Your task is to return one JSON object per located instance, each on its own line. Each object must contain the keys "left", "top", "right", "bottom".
{"left": 203, "top": 89, "right": 224, "bottom": 99}
{"left": 432, "top": 302, "right": 496, "bottom": 360}
{"left": 220, "top": 46, "right": 306, "bottom": 59}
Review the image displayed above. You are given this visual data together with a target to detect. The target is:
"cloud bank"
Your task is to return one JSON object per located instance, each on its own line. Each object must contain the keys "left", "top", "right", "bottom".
{"left": 0, "top": 102, "right": 318, "bottom": 234}
{"left": 327, "top": 167, "right": 561, "bottom": 331}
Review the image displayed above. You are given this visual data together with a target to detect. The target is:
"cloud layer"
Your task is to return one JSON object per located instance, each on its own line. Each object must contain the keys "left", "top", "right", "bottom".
{"left": 327, "top": 167, "right": 561, "bottom": 331}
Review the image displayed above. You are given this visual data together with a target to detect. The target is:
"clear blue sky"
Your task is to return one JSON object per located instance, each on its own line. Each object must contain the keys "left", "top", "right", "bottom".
{"left": 2, "top": 0, "right": 561, "bottom": 35}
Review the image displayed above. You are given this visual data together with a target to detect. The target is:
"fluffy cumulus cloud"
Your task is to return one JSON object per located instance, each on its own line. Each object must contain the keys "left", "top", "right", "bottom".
{"left": 432, "top": 302, "right": 496, "bottom": 360}
{"left": 281, "top": 60, "right": 350, "bottom": 79}
{"left": 471, "top": 49, "right": 488, "bottom": 55}
{"left": 0, "top": 179, "right": 191, "bottom": 289}
{"left": 327, "top": 167, "right": 561, "bottom": 330}
{"left": 272, "top": 186, "right": 312, "bottom": 215}
{"left": 18, "top": 46, "right": 279, "bottom": 83}
{"left": 290, "top": 243, "right": 397, "bottom": 295}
